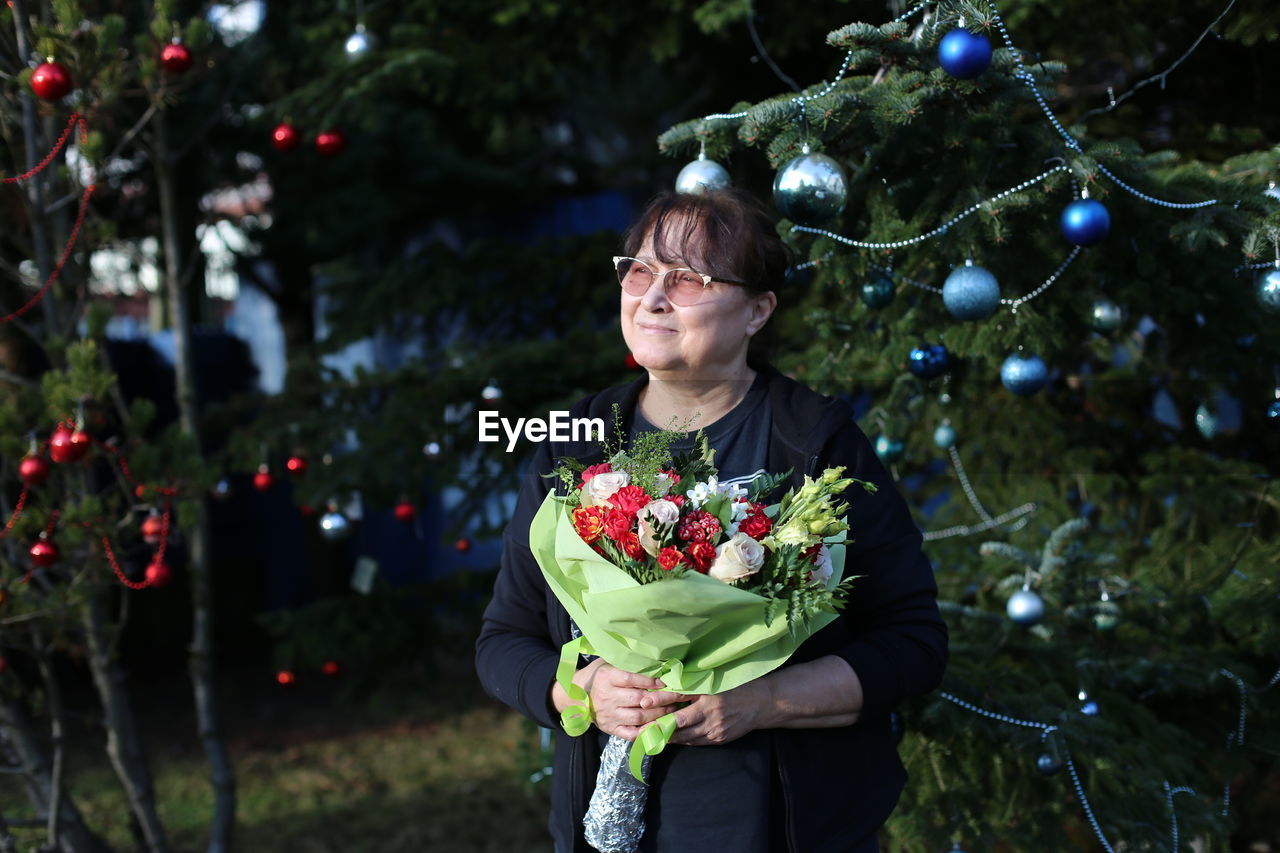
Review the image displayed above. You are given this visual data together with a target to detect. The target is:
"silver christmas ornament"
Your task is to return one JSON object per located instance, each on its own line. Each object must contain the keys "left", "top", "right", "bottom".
{"left": 1001, "top": 352, "right": 1049, "bottom": 396}
{"left": 942, "top": 262, "right": 1000, "bottom": 321}
{"left": 675, "top": 152, "right": 731, "bottom": 195}
{"left": 1090, "top": 298, "right": 1125, "bottom": 333}
{"left": 1265, "top": 182, "right": 1280, "bottom": 202}
{"left": 933, "top": 422, "right": 956, "bottom": 449}
{"left": 772, "top": 147, "right": 847, "bottom": 226}
{"left": 874, "top": 435, "right": 905, "bottom": 464}
{"left": 1006, "top": 585, "right": 1045, "bottom": 626}
{"left": 423, "top": 441, "right": 442, "bottom": 458}
{"left": 481, "top": 382, "right": 503, "bottom": 401}
{"left": 1093, "top": 592, "right": 1121, "bottom": 631}
{"left": 1036, "top": 753, "right": 1063, "bottom": 775}
{"left": 1194, "top": 403, "right": 1217, "bottom": 439}
{"left": 1255, "top": 266, "right": 1280, "bottom": 314}
{"left": 319, "top": 507, "right": 352, "bottom": 542}
{"left": 344, "top": 23, "right": 376, "bottom": 59}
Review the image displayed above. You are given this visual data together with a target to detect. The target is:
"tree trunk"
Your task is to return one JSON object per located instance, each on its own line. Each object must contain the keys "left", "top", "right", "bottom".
{"left": 81, "top": 593, "right": 169, "bottom": 853}
{"left": 0, "top": 690, "right": 111, "bottom": 853}
{"left": 155, "top": 112, "right": 237, "bottom": 853}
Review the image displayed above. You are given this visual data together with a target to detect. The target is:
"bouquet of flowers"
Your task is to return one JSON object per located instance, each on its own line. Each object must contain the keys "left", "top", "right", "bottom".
{"left": 528, "top": 424, "right": 876, "bottom": 852}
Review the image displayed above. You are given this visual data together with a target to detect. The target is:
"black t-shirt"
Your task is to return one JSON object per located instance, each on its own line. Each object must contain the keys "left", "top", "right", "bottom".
{"left": 622, "top": 371, "right": 776, "bottom": 853}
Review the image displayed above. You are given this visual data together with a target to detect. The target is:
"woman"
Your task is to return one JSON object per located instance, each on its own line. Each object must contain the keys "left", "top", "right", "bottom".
{"left": 476, "top": 187, "right": 948, "bottom": 852}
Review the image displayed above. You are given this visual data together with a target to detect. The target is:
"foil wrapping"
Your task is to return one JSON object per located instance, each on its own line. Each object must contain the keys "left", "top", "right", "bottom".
{"left": 583, "top": 734, "right": 650, "bottom": 853}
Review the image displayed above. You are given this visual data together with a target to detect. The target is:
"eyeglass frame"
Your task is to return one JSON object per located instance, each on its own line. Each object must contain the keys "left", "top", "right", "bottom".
{"left": 612, "top": 255, "right": 747, "bottom": 305}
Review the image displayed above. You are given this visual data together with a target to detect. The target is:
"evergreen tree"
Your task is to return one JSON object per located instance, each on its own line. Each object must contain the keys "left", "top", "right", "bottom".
{"left": 655, "top": 0, "right": 1280, "bottom": 849}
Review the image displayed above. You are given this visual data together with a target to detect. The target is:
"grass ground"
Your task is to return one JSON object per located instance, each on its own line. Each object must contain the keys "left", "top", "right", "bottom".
{"left": 1, "top": 661, "right": 554, "bottom": 852}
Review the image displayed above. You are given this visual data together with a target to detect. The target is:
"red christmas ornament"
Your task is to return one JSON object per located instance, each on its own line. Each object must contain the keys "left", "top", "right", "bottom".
{"left": 276, "top": 670, "right": 297, "bottom": 686}
{"left": 49, "top": 425, "right": 90, "bottom": 463}
{"left": 253, "top": 464, "right": 275, "bottom": 492}
{"left": 315, "top": 129, "right": 347, "bottom": 158}
{"left": 145, "top": 559, "right": 173, "bottom": 588}
{"left": 160, "top": 41, "right": 193, "bottom": 73}
{"left": 135, "top": 485, "right": 148, "bottom": 498}
{"left": 321, "top": 660, "right": 341, "bottom": 677}
{"left": 455, "top": 538, "right": 471, "bottom": 552}
{"left": 625, "top": 353, "right": 640, "bottom": 370}
{"left": 140, "top": 514, "right": 166, "bottom": 545}
{"left": 286, "top": 455, "right": 309, "bottom": 476}
{"left": 30, "top": 60, "right": 73, "bottom": 101}
{"left": 272, "top": 122, "right": 301, "bottom": 153}
{"left": 299, "top": 503, "right": 316, "bottom": 517}
{"left": 394, "top": 500, "right": 416, "bottom": 523}
{"left": 19, "top": 455, "right": 50, "bottom": 486}
{"left": 29, "top": 540, "right": 59, "bottom": 568}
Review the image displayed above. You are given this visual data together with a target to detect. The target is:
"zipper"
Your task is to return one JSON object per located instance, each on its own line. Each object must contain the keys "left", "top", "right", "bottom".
{"left": 773, "top": 733, "right": 799, "bottom": 852}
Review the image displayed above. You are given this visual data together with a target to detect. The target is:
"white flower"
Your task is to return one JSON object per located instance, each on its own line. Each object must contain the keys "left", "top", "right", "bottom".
{"left": 730, "top": 498, "right": 750, "bottom": 523}
{"left": 582, "top": 470, "right": 630, "bottom": 508}
{"left": 637, "top": 499, "right": 680, "bottom": 556}
{"left": 686, "top": 481, "right": 712, "bottom": 508}
{"left": 653, "top": 472, "right": 675, "bottom": 497}
{"left": 709, "top": 532, "right": 765, "bottom": 583}
{"left": 807, "top": 545, "right": 834, "bottom": 586}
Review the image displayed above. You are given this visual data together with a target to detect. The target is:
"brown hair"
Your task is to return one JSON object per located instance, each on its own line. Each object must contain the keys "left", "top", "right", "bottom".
{"left": 622, "top": 187, "right": 788, "bottom": 364}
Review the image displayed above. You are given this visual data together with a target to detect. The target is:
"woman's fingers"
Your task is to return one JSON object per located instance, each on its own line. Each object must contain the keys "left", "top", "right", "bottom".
{"left": 639, "top": 689, "right": 688, "bottom": 709}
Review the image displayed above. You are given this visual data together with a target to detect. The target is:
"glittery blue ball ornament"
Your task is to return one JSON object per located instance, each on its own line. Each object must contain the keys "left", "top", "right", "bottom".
{"left": 861, "top": 276, "right": 895, "bottom": 309}
{"left": 1267, "top": 399, "right": 1280, "bottom": 430}
{"left": 1036, "top": 753, "right": 1063, "bottom": 775}
{"left": 937, "top": 28, "right": 992, "bottom": 79}
{"left": 1255, "top": 267, "right": 1280, "bottom": 314}
{"left": 1060, "top": 199, "right": 1111, "bottom": 246}
{"left": 874, "top": 435, "right": 905, "bottom": 464}
{"left": 1006, "top": 586, "right": 1045, "bottom": 626}
{"left": 934, "top": 422, "right": 957, "bottom": 449}
{"left": 908, "top": 344, "right": 951, "bottom": 379}
{"left": 1090, "top": 298, "right": 1124, "bottom": 333}
{"left": 1001, "top": 353, "right": 1049, "bottom": 396}
{"left": 1081, "top": 700, "right": 1100, "bottom": 716}
{"left": 773, "top": 150, "right": 847, "bottom": 226}
{"left": 942, "top": 264, "right": 1000, "bottom": 320}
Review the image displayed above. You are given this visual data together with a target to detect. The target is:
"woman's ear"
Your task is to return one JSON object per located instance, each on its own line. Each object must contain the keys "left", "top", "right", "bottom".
{"left": 745, "top": 291, "right": 778, "bottom": 336}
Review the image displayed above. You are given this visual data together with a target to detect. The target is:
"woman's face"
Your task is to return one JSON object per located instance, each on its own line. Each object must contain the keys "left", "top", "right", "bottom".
{"left": 620, "top": 224, "right": 776, "bottom": 378}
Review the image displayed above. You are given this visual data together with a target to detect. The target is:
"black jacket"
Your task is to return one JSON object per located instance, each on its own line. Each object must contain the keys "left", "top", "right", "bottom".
{"left": 475, "top": 365, "right": 948, "bottom": 852}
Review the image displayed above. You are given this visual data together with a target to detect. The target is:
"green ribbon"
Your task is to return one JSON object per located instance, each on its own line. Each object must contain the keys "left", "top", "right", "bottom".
{"left": 556, "top": 636, "right": 595, "bottom": 737}
{"left": 628, "top": 712, "right": 678, "bottom": 783}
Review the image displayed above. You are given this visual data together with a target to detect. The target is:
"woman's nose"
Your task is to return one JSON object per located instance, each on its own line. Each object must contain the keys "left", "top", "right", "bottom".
{"left": 639, "top": 274, "right": 671, "bottom": 311}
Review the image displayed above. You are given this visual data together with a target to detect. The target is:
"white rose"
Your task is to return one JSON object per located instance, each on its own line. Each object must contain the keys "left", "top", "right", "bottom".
{"left": 808, "top": 545, "right": 834, "bottom": 586}
{"left": 709, "top": 532, "right": 765, "bottom": 583}
{"left": 637, "top": 499, "right": 679, "bottom": 556}
{"left": 582, "top": 470, "right": 629, "bottom": 508}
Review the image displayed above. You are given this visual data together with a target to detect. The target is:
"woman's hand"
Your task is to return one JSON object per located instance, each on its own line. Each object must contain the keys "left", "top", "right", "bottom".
{"left": 667, "top": 679, "right": 774, "bottom": 746}
{"left": 553, "top": 659, "right": 688, "bottom": 740}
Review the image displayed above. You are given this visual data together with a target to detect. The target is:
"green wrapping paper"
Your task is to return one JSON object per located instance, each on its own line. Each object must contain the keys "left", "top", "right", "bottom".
{"left": 530, "top": 490, "right": 849, "bottom": 780}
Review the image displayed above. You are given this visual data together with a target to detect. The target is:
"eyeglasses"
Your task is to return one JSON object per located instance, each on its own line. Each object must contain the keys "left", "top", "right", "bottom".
{"left": 613, "top": 256, "right": 746, "bottom": 307}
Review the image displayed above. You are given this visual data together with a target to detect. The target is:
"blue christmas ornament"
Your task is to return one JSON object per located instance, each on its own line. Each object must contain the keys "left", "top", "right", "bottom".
{"left": 933, "top": 422, "right": 957, "bottom": 449}
{"left": 1036, "top": 753, "right": 1063, "bottom": 775}
{"left": 937, "top": 28, "right": 992, "bottom": 79}
{"left": 874, "top": 435, "right": 905, "bottom": 464}
{"left": 1194, "top": 403, "right": 1217, "bottom": 439}
{"left": 1255, "top": 266, "right": 1280, "bottom": 314}
{"left": 1081, "top": 700, "right": 1100, "bottom": 716}
{"left": 1267, "top": 399, "right": 1280, "bottom": 430}
{"left": 861, "top": 275, "right": 895, "bottom": 309}
{"left": 1060, "top": 198, "right": 1111, "bottom": 246}
{"left": 1001, "top": 352, "right": 1049, "bottom": 396}
{"left": 908, "top": 344, "right": 951, "bottom": 379}
{"left": 942, "top": 263, "right": 1000, "bottom": 320}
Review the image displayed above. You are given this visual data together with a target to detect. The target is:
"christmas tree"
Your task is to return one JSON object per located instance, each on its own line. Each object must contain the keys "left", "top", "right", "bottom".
{"left": 653, "top": 0, "right": 1280, "bottom": 849}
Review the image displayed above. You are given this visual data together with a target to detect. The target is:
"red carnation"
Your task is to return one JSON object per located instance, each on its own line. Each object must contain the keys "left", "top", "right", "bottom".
{"left": 603, "top": 508, "right": 633, "bottom": 541}
{"left": 581, "top": 463, "right": 612, "bottom": 485}
{"left": 676, "top": 509, "right": 722, "bottom": 543}
{"left": 669, "top": 494, "right": 686, "bottom": 508}
{"left": 685, "top": 541, "right": 716, "bottom": 573}
{"left": 739, "top": 513, "right": 773, "bottom": 541}
{"left": 657, "top": 547, "right": 686, "bottom": 572}
{"left": 619, "top": 531, "right": 645, "bottom": 560}
{"left": 609, "top": 484, "right": 652, "bottom": 517}
{"left": 572, "top": 505, "right": 607, "bottom": 544}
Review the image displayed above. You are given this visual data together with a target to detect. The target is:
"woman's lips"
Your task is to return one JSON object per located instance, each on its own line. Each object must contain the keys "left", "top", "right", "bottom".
{"left": 637, "top": 323, "right": 676, "bottom": 335}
